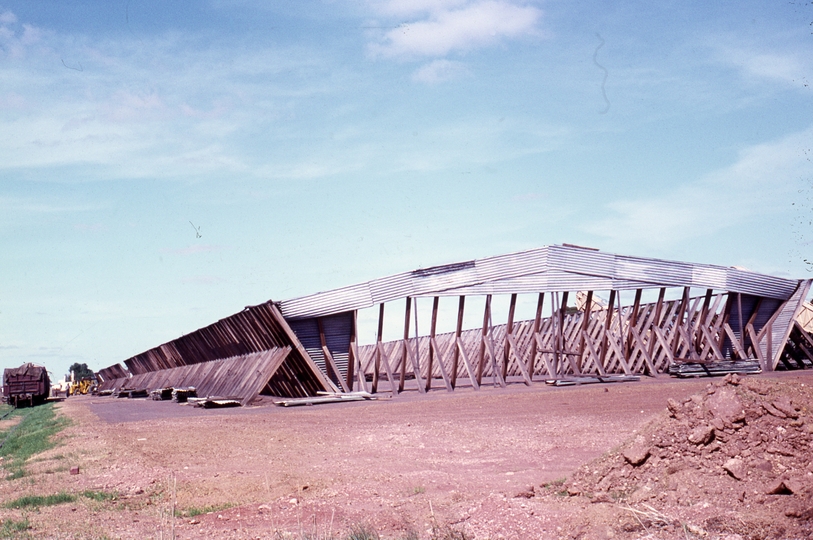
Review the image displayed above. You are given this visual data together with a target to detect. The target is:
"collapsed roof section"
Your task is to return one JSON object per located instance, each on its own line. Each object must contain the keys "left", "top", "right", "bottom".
{"left": 97, "top": 245, "right": 812, "bottom": 400}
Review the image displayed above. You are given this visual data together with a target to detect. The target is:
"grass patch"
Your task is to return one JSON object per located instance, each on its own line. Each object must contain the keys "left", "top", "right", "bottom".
{"left": 4, "top": 492, "right": 76, "bottom": 509}
{"left": 175, "top": 503, "right": 234, "bottom": 518}
{"left": 411, "top": 485, "right": 425, "bottom": 495}
{"left": 81, "top": 490, "right": 116, "bottom": 502}
{"left": 0, "top": 403, "right": 70, "bottom": 479}
{"left": 0, "top": 517, "right": 30, "bottom": 539}
{"left": 346, "top": 525, "right": 380, "bottom": 540}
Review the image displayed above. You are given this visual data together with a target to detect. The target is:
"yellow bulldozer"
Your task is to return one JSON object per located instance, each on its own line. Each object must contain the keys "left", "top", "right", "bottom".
{"left": 67, "top": 377, "right": 96, "bottom": 397}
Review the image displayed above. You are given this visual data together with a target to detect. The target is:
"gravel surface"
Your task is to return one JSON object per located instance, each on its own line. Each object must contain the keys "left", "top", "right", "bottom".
{"left": 2, "top": 373, "right": 811, "bottom": 539}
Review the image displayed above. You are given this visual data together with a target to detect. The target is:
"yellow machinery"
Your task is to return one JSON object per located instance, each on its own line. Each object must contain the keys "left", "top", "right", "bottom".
{"left": 67, "top": 378, "right": 96, "bottom": 396}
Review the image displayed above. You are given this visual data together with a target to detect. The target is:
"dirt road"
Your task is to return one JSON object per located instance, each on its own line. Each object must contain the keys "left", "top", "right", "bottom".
{"left": 3, "top": 373, "right": 811, "bottom": 539}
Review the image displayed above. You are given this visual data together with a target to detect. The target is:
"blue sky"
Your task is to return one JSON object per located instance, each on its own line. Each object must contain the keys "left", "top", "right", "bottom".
{"left": 1, "top": 0, "right": 812, "bottom": 379}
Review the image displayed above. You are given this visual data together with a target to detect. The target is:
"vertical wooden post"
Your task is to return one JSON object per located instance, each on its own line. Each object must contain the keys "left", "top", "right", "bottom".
{"left": 697, "top": 288, "right": 713, "bottom": 354}
{"left": 671, "top": 287, "right": 690, "bottom": 358}
{"left": 347, "top": 311, "right": 357, "bottom": 391}
{"left": 600, "top": 290, "right": 617, "bottom": 372}
{"left": 399, "top": 297, "right": 411, "bottom": 392}
{"left": 559, "top": 292, "right": 569, "bottom": 375}
{"left": 503, "top": 293, "right": 517, "bottom": 380}
{"left": 317, "top": 317, "right": 349, "bottom": 392}
{"left": 427, "top": 297, "right": 439, "bottom": 392}
{"left": 578, "top": 291, "right": 593, "bottom": 372}
{"left": 477, "top": 295, "right": 492, "bottom": 386}
{"left": 737, "top": 293, "right": 744, "bottom": 352}
{"left": 626, "top": 289, "right": 642, "bottom": 358}
{"left": 648, "top": 288, "right": 666, "bottom": 361}
{"left": 528, "top": 293, "right": 544, "bottom": 377}
{"left": 373, "top": 303, "right": 384, "bottom": 394}
{"left": 452, "top": 296, "right": 465, "bottom": 389}
{"left": 719, "top": 293, "right": 734, "bottom": 356}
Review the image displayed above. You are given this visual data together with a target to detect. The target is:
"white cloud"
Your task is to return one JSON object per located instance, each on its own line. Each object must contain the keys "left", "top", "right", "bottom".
{"left": 582, "top": 127, "right": 813, "bottom": 251}
{"left": 368, "top": 1, "right": 541, "bottom": 58}
{"left": 0, "top": 10, "right": 16, "bottom": 25}
{"left": 705, "top": 35, "right": 812, "bottom": 86}
{"left": 412, "top": 59, "right": 469, "bottom": 83}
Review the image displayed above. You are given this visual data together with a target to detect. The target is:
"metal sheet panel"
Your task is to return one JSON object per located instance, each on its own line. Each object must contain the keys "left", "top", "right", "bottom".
{"left": 280, "top": 282, "right": 373, "bottom": 319}
{"left": 547, "top": 245, "right": 615, "bottom": 278}
{"left": 276, "top": 245, "right": 800, "bottom": 318}
{"left": 369, "top": 272, "right": 414, "bottom": 305}
{"left": 473, "top": 246, "right": 549, "bottom": 283}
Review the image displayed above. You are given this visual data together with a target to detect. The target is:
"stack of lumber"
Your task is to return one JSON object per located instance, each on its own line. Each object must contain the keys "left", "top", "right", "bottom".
{"left": 150, "top": 387, "right": 174, "bottom": 401}
{"left": 275, "top": 391, "right": 375, "bottom": 407}
{"left": 171, "top": 387, "right": 197, "bottom": 403}
{"left": 544, "top": 375, "right": 640, "bottom": 387}
{"left": 668, "top": 360, "right": 761, "bottom": 378}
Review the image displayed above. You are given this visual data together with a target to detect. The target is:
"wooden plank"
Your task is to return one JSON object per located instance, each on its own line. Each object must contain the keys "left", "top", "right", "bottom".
{"left": 578, "top": 291, "right": 593, "bottom": 372}
{"left": 377, "top": 342, "right": 397, "bottom": 393}
{"left": 534, "top": 331, "right": 556, "bottom": 377}
{"left": 630, "top": 326, "right": 657, "bottom": 376}
{"left": 626, "top": 289, "right": 642, "bottom": 357}
{"left": 350, "top": 341, "right": 369, "bottom": 393}
{"left": 651, "top": 325, "right": 675, "bottom": 366}
{"left": 404, "top": 336, "right": 426, "bottom": 393}
{"left": 429, "top": 337, "right": 454, "bottom": 392}
{"left": 746, "top": 323, "right": 766, "bottom": 368}
{"left": 477, "top": 295, "right": 492, "bottom": 386}
{"left": 317, "top": 318, "right": 349, "bottom": 392}
{"left": 373, "top": 303, "right": 384, "bottom": 393}
{"left": 399, "top": 297, "right": 411, "bottom": 392}
{"left": 600, "top": 290, "right": 617, "bottom": 373}
{"left": 648, "top": 288, "right": 666, "bottom": 360}
{"left": 455, "top": 336, "right": 480, "bottom": 390}
{"left": 672, "top": 287, "right": 690, "bottom": 359}
{"left": 453, "top": 296, "right": 465, "bottom": 389}
{"left": 506, "top": 333, "right": 532, "bottom": 385}
{"left": 528, "top": 293, "right": 544, "bottom": 376}
{"left": 581, "top": 329, "right": 607, "bottom": 376}
{"left": 427, "top": 297, "right": 439, "bottom": 392}
{"left": 700, "top": 323, "right": 725, "bottom": 361}
{"left": 482, "top": 334, "right": 506, "bottom": 387}
{"left": 605, "top": 332, "right": 631, "bottom": 374}
{"left": 267, "top": 303, "right": 338, "bottom": 393}
{"left": 723, "top": 323, "right": 748, "bottom": 360}
{"left": 503, "top": 293, "right": 517, "bottom": 380}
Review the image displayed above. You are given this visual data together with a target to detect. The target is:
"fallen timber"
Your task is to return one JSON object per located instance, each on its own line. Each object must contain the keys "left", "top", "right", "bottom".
{"left": 95, "top": 245, "right": 813, "bottom": 404}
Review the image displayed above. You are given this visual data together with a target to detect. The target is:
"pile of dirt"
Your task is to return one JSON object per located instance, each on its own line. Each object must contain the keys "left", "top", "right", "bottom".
{"left": 557, "top": 374, "right": 813, "bottom": 539}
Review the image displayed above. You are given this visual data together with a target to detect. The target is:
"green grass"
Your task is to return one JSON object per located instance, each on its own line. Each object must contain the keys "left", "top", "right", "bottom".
{"left": 4, "top": 492, "right": 76, "bottom": 509}
{"left": 175, "top": 503, "right": 234, "bottom": 518}
{"left": 0, "top": 403, "right": 70, "bottom": 479}
{"left": 0, "top": 517, "right": 30, "bottom": 539}
{"left": 81, "top": 490, "right": 116, "bottom": 502}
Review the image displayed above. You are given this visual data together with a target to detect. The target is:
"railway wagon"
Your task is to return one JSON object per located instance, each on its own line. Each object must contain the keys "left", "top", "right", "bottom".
{"left": 2, "top": 363, "right": 51, "bottom": 407}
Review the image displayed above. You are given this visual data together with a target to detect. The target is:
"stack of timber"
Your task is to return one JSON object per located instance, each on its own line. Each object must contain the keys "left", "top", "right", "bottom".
{"left": 150, "top": 387, "right": 174, "bottom": 401}
{"left": 544, "top": 375, "right": 640, "bottom": 387}
{"left": 275, "top": 391, "right": 375, "bottom": 407}
{"left": 171, "top": 387, "right": 197, "bottom": 403}
{"left": 188, "top": 396, "right": 241, "bottom": 408}
{"left": 668, "top": 360, "right": 762, "bottom": 378}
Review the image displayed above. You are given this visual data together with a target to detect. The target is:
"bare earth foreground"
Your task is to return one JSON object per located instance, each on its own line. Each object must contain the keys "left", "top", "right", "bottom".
{"left": 3, "top": 373, "right": 813, "bottom": 539}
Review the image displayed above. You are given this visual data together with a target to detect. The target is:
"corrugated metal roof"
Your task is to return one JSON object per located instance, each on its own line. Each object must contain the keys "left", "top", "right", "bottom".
{"left": 278, "top": 245, "right": 803, "bottom": 318}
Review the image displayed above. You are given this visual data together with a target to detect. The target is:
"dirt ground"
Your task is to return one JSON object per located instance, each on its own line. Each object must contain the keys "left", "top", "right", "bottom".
{"left": 3, "top": 372, "right": 813, "bottom": 539}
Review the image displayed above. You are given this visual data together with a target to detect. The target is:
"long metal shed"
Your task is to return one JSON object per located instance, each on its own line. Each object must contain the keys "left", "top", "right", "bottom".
{"left": 97, "top": 245, "right": 812, "bottom": 400}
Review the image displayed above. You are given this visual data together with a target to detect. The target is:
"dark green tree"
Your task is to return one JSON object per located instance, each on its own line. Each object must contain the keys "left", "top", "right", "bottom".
{"left": 68, "top": 363, "right": 94, "bottom": 380}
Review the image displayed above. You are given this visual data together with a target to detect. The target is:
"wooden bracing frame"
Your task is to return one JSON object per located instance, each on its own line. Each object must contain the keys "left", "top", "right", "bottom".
{"left": 355, "top": 287, "right": 806, "bottom": 393}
